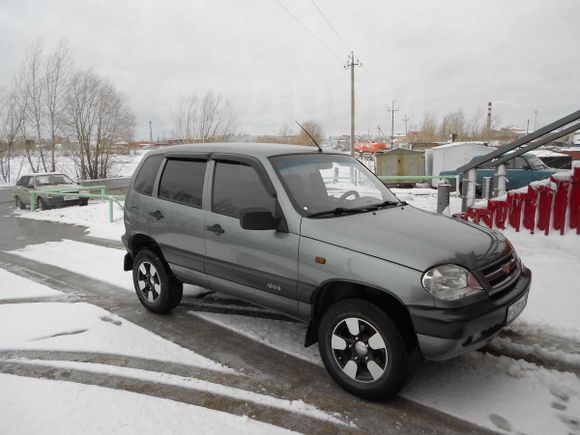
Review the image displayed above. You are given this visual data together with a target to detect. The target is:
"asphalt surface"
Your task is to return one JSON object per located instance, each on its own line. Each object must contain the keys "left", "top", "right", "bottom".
{"left": 0, "top": 192, "right": 502, "bottom": 434}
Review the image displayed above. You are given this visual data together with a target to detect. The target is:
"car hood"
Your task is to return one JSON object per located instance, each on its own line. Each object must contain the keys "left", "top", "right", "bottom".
{"left": 300, "top": 205, "right": 509, "bottom": 272}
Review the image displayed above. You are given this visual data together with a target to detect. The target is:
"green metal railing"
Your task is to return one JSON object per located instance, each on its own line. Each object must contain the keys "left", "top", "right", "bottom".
{"left": 30, "top": 185, "right": 125, "bottom": 223}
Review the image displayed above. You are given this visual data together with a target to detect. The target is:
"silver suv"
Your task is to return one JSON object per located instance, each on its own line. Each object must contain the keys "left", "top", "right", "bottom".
{"left": 123, "top": 143, "right": 531, "bottom": 399}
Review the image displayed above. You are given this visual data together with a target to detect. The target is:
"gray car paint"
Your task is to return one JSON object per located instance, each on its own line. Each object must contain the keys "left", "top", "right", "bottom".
{"left": 124, "top": 142, "right": 529, "bottom": 361}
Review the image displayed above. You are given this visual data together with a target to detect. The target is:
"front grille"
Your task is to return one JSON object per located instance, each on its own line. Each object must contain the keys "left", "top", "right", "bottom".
{"left": 479, "top": 252, "right": 521, "bottom": 297}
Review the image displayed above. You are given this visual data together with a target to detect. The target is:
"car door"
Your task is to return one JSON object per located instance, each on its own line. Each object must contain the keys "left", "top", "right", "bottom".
{"left": 204, "top": 155, "right": 299, "bottom": 316}
{"left": 506, "top": 157, "right": 533, "bottom": 189}
{"left": 147, "top": 155, "right": 209, "bottom": 288}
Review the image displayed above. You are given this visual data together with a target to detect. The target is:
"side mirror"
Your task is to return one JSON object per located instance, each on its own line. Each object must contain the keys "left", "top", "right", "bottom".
{"left": 240, "top": 208, "right": 278, "bottom": 230}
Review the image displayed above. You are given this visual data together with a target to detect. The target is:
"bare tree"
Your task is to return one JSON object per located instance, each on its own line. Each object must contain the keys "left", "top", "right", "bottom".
{"left": 64, "top": 70, "right": 135, "bottom": 179}
{"left": 22, "top": 41, "right": 48, "bottom": 172}
{"left": 417, "top": 112, "right": 438, "bottom": 142}
{"left": 278, "top": 123, "right": 292, "bottom": 144}
{"left": 171, "top": 92, "right": 236, "bottom": 142}
{"left": 468, "top": 109, "right": 484, "bottom": 139}
{"left": 296, "top": 120, "right": 323, "bottom": 147}
{"left": 440, "top": 110, "right": 466, "bottom": 141}
{"left": 44, "top": 39, "right": 72, "bottom": 172}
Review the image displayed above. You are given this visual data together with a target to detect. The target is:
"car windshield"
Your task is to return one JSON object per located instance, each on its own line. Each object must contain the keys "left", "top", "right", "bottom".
{"left": 35, "top": 174, "right": 75, "bottom": 186}
{"left": 270, "top": 154, "right": 400, "bottom": 217}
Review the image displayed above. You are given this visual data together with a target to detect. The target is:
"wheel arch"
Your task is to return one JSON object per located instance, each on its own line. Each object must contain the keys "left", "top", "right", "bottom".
{"left": 125, "top": 233, "right": 169, "bottom": 271}
{"left": 305, "top": 279, "right": 418, "bottom": 351}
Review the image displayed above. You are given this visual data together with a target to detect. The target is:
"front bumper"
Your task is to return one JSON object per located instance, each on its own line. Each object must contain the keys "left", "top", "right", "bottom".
{"left": 409, "top": 265, "right": 531, "bottom": 360}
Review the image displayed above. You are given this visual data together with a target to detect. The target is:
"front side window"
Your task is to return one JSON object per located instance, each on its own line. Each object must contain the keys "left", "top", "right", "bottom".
{"left": 212, "top": 161, "right": 274, "bottom": 218}
{"left": 134, "top": 154, "right": 163, "bottom": 196}
{"left": 271, "top": 154, "right": 399, "bottom": 216}
{"left": 158, "top": 159, "right": 206, "bottom": 208}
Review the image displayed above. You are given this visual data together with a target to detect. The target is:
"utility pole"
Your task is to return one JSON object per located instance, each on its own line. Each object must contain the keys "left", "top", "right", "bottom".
{"left": 345, "top": 52, "right": 361, "bottom": 156}
{"left": 403, "top": 114, "right": 410, "bottom": 137}
{"left": 526, "top": 119, "right": 530, "bottom": 135}
{"left": 149, "top": 121, "right": 153, "bottom": 143}
{"left": 387, "top": 100, "right": 399, "bottom": 148}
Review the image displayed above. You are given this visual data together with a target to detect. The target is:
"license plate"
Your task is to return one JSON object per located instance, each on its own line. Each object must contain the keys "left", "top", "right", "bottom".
{"left": 507, "top": 293, "right": 528, "bottom": 323}
{"left": 65, "top": 195, "right": 79, "bottom": 201}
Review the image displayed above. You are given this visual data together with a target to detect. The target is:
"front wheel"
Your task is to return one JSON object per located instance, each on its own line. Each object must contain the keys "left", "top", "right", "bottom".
{"left": 14, "top": 196, "right": 26, "bottom": 210}
{"left": 318, "top": 298, "right": 415, "bottom": 400}
{"left": 132, "top": 249, "right": 183, "bottom": 314}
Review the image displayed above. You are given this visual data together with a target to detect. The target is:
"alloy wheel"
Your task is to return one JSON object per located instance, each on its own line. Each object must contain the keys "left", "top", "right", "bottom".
{"left": 330, "top": 317, "right": 388, "bottom": 383}
{"left": 137, "top": 261, "right": 161, "bottom": 303}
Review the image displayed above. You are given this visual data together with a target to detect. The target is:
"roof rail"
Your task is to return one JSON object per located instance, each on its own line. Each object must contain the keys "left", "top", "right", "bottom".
{"left": 457, "top": 109, "right": 580, "bottom": 173}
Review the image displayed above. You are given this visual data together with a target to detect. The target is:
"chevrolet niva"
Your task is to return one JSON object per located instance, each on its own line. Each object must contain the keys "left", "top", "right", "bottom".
{"left": 122, "top": 143, "right": 531, "bottom": 399}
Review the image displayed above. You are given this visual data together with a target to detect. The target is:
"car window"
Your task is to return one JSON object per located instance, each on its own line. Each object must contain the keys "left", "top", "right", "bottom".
{"left": 212, "top": 161, "right": 274, "bottom": 218}
{"left": 506, "top": 157, "right": 528, "bottom": 170}
{"left": 35, "top": 175, "right": 53, "bottom": 186}
{"left": 17, "top": 176, "right": 29, "bottom": 187}
{"left": 133, "top": 154, "right": 163, "bottom": 196}
{"left": 158, "top": 159, "right": 206, "bottom": 208}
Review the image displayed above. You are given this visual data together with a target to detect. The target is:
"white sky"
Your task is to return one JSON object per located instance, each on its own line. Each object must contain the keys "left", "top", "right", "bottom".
{"left": 1, "top": 0, "right": 579, "bottom": 140}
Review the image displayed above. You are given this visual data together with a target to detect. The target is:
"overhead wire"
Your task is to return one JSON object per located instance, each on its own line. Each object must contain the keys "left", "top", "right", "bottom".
{"left": 274, "top": 0, "right": 343, "bottom": 63}
{"left": 309, "top": 0, "right": 351, "bottom": 52}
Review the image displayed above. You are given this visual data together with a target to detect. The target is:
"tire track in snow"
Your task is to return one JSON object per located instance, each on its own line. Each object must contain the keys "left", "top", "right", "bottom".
{"left": 0, "top": 358, "right": 357, "bottom": 435}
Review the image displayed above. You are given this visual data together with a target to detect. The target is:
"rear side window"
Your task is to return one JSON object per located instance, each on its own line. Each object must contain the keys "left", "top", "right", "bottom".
{"left": 212, "top": 162, "right": 274, "bottom": 218}
{"left": 133, "top": 155, "right": 163, "bottom": 195}
{"left": 158, "top": 159, "right": 206, "bottom": 208}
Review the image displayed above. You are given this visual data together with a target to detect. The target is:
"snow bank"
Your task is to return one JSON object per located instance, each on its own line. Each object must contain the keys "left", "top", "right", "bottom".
{"left": 14, "top": 202, "right": 124, "bottom": 241}
{"left": 0, "top": 374, "right": 297, "bottom": 435}
{"left": 9, "top": 240, "right": 133, "bottom": 290}
{"left": 6, "top": 359, "right": 349, "bottom": 428}
{"left": 0, "top": 302, "right": 228, "bottom": 371}
{"left": 0, "top": 269, "right": 61, "bottom": 300}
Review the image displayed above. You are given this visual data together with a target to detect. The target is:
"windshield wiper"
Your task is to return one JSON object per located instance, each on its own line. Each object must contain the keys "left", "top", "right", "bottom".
{"left": 307, "top": 207, "right": 367, "bottom": 218}
{"left": 307, "top": 201, "right": 406, "bottom": 218}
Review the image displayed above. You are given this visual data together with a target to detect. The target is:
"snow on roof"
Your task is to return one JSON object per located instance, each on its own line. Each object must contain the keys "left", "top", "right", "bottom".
{"left": 432, "top": 141, "right": 490, "bottom": 150}
{"left": 531, "top": 149, "right": 569, "bottom": 157}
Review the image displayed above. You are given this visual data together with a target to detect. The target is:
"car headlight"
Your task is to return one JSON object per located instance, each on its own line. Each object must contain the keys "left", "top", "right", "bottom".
{"left": 421, "top": 264, "right": 483, "bottom": 301}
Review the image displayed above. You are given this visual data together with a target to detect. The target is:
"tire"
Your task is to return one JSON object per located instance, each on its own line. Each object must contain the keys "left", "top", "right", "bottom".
{"left": 14, "top": 196, "right": 26, "bottom": 210}
{"left": 38, "top": 198, "right": 50, "bottom": 211}
{"left": 318, "top": 298, "right": 415, "bottom": 400}
{"left": 79, "top": 199, "right": 89, "bottom": 206}
{"left": 132, "top": 248, "right": 183, "bottom": 314}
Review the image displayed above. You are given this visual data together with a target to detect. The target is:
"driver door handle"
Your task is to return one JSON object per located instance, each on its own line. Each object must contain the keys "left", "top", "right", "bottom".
{"left": 205, "top": 224, "right": 225, "bottom": 235}
{"left": 149, "top": 210, "right": 164, "bottom": 220}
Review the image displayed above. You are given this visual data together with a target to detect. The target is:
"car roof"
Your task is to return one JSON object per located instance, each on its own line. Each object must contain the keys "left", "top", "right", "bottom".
{"left": 18, "top": 172, "right": 67, "bottom": 178}
{"left": 146, "top": 142, "right": 323, "bottom": 159}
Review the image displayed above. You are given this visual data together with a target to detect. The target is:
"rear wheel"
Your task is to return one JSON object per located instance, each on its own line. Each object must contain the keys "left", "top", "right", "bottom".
{"left": 318, "top": 298, "right": 415, "bottom": 400}
{"left": 132, "top": 249, "right": 182, "bottom": 314}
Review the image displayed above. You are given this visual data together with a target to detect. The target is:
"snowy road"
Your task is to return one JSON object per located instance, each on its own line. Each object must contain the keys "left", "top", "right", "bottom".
{"left": 0, "top": 202, "right": 488, "bottom": 435}
{"left": 1, "top": 199, "right": 580, "bottom": 434}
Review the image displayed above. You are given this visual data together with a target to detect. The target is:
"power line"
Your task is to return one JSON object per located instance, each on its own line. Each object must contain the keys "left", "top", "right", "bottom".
{"left": 274, "top": 0, "right": 342, "bottom": 63}
{"left": 309, "top": 0, "right": 350, "bottom": 52}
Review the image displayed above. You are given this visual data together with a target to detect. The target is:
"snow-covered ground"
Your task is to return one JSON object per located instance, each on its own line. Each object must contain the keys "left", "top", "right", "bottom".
{"left": 0, "top": 374, "right": 300, "bottom": 435}
{"left": 192, "top": 311, "right": 580, "bottom": 434}
{"left": 0, "top": 270, "right": 346, "bottom": 434}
